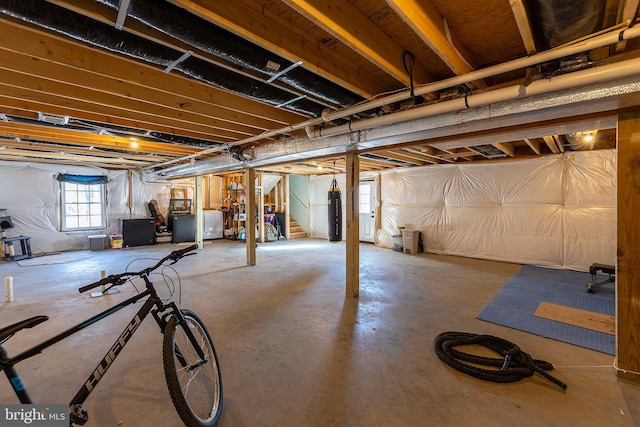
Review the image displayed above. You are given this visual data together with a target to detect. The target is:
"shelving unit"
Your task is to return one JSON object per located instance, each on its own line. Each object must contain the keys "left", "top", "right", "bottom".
{"left": 222, "top": 175, "right": 246, "bottom": 240}
{"left": 220, "top": 172, "right": 289, "bottom": 242}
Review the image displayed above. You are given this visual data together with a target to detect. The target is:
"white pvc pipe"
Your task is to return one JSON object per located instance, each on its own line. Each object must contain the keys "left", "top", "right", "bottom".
{"left": 5, "top": 276, "right": 14, "bottom": 302}
{"left": 321, "top": 24, "right": 640, "bottom": 123}
{"left": 308, "top": 57, "right": 640, "bottom": 139}
{"left": 100, "top": 269, "right": 107, "bottom": 293}
{"left": 154, "top": 67, "right": 639, "bottom": 179}
{"left": 145, "top": 24, "right": 640, "bottom": 172}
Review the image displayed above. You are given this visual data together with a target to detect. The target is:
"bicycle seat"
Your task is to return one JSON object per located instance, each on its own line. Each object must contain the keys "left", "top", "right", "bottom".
{"left": 0, "top": 316, "right": 49, "bottom": 342}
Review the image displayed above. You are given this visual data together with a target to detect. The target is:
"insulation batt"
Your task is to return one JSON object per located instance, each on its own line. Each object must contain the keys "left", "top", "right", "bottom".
{"left": 0, "top": 161, "right": 219, "bottom": 254}
{"left": 309, "top": 150, "right": 615, "bottom": 271}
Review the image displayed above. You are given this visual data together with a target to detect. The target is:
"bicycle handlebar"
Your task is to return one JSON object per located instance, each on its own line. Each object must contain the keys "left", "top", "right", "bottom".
{"left": 78, "top": 244, "right": 198, "bottom": 293}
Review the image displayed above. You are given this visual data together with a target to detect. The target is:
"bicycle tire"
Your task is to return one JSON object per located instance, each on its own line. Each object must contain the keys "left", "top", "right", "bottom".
{"left": 163, "top": 309, "right": 223, "bottom": 427}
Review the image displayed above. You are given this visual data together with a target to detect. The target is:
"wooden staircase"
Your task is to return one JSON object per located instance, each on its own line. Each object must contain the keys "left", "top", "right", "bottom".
{"left": 288, "top": 217, "right": 308, "bottom": 239}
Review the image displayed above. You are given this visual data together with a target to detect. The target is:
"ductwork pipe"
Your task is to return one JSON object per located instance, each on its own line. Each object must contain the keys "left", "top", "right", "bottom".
{"left": 526, "top": 0, "right": 606, "bottom": 49}
{"left": 306, "top": 56, "right": 640, "bottom": 140}
{"left": 146, "top": 22, "right": 640, "bottom": 172}
{"left": 145, "top": 60, "right": 640, "bottom": 180}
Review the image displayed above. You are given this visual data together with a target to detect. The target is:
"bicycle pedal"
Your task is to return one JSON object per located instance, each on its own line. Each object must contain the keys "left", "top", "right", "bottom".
{"left": 70, "top": 404, "right": 88, "bottom": 425}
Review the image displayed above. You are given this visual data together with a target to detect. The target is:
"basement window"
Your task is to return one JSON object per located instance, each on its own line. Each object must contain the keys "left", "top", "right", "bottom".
{"left": 56, "top": 174, "right": 107, "bottom": 231}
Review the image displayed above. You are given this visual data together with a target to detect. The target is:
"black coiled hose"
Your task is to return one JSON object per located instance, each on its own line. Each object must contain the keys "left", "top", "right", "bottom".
{"left": 434, "top": 332, "right": 567, "bottom": 390}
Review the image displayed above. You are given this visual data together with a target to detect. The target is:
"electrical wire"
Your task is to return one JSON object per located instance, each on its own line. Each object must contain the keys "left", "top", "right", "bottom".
{"left": 403, "top": 51, "right": 416, "bottom": 100}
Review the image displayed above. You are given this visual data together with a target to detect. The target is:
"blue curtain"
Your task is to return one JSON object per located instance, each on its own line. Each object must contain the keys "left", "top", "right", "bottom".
{"left": 55, "top": 173, "right": 108, "bottom": 185}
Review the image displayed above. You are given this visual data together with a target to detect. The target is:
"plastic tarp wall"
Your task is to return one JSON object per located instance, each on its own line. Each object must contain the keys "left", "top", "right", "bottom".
{"left": 208, "top": 175, "right": 223, "bottom": 209}
{"left": 260, "top": 174, "right": 282, "bottom": 196}
{"left": 0, "top": 161, "right": 178, "bottom": 254}
{"left": 308, "top": 150, "right": 615, "bottom": 271}
{"left": 309, "top": 171, "right": 378, "bottom": 241}
{"left": 105, "top": 170, "right": 174, "bottom": 235}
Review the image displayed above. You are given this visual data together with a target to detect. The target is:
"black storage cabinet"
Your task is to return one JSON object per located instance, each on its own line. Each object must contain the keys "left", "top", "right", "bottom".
{"left": 170, "top": 214, "right": 196, "bottom": 243}
{"left": 121, "top": 218, "right": 156, "bottom": 247}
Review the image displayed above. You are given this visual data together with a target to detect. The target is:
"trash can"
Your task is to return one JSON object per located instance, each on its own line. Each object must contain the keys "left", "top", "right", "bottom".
{"left": 402, "top": 230, "right": 420, "bottom": 254}
{"left": 392, "top": 235, "right": 403, "bottom": 252}
{"left": 88, "top": 234, "right": 107, "bottom": 251}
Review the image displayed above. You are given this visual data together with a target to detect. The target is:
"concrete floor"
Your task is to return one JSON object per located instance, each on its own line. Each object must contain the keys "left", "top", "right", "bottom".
{"left": 1, "top": 239, "right": 639, "bottom": 427}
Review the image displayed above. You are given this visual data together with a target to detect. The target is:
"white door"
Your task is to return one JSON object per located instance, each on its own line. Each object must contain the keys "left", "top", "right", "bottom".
{"left": 359, "top": 181, "right": 375, "bottom": 242}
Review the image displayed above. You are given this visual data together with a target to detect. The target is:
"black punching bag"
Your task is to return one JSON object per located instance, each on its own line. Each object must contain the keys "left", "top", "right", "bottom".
{"left": 328, "top": 177, "right": 342, "bottom": 242}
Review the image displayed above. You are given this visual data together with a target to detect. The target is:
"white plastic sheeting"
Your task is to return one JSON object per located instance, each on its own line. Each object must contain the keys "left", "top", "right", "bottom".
{"left": 309, "top": 150, "right": 616, "bottom": 271}
{"left": 208, "top": 176, "right": 223, "bottom": 209}
{"left": 0, "top": 161, "right": 191, "bottom": 254}
{"left": 260, "top": 174, "right": 282, "bottom": 196}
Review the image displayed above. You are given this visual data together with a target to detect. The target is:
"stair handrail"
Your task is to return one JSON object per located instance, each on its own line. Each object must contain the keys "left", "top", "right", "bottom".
{"left": 290, "top": 190, "right": 308, "bottom": 210}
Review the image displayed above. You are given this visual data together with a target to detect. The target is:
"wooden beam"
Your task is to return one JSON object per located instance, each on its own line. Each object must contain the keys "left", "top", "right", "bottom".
{"left": 0, "top": 48, "right": 268, "bottom": 136}
{"left": 374, "top": 150, "right": 426, "bottom": 165}
{"left": 385, "top": 0, "right": 487, "bottom": 89}
{"left": 49, "top": 0, "right": 339, "bottom": 111}
{"left": 195, "top": 176, "right": 204, "bottom": 248}
{"left": 492, "top": 142, "right": 515, "bottom": 157}
{"left": 0, "top": 18, "right": 303, "bottom": 126}
{"left": 0, "top": 147, "right": 150, "bottom": 166}
{"left": 0, "top": 71, "right": 248, "bottom": 142}
{"left": 345, "top": 152, "right": 359, "bottom": 297}
{"left": 283, "top": 0, "right": 433, "bottom": 87}
{"left": 168, "top": 0, "right": 382, "bottom": 99}
{"left": 0, "top": 90, "right": 230, "bottom": 144}
{"left": 523, "top": 137, "right": 541, "bottom": 155}
{"left": 542, "top": 135, "right": 560, "bottom": 153}
{"left": 406, "top": 146, "right": 451, "bottom": 163}
{"left": 553, "top": 135, "right": 565, "bottom": 153}
{"left": 258, "top": 172, "right": 265, "bottom": 243}
{"left": 509, "top": 0, "right": 537, "bottom": 54}
{"left": 616, "top": 110, "right": 640, "bottom": 383}
{"left": 0, "top": 139, "right": 172, "bottom": 162}
{"left": 354, "top": 157, "right": 396, "bottom": 169}
{"left": 398, "top": 148, "right": 439, "bottom": 164}
{"left": 245, "top": 168, "right": 257, "bottom": 266}
{"left": 0, "top": 121, "right": 201, "bottom": 156}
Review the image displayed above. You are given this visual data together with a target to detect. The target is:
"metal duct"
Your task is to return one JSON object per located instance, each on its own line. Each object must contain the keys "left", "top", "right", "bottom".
{"left": 96, "top": 0, "right": 362, "bottom": 109}
{"left": 144, "top": 64, "right": 640, "bottom": 180}
{"left": 0, "top": 0, "right": 331, "bottom": 117}
{"left": 146, "top": 24, "right": 640, "bottom": 171}
{"left": 525, "top": 0, "right": 606, "bottom": 50}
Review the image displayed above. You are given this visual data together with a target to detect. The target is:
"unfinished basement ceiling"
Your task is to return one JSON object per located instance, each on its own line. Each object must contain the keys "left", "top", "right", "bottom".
{"left": 0, "top": 0, "right": 637, "bottom": 177}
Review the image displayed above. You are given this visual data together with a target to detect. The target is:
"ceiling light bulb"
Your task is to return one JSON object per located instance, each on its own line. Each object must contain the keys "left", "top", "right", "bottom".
{"left": 130, "top": 140, "right": 139, "bottom": 148}
{"left": 583, "top": 134, "right": 594, "bottom": 142}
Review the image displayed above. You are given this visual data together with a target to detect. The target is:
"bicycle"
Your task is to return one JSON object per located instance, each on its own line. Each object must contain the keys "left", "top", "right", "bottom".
{"left": 0, "top": 244, "right": 223, "bottom": 427}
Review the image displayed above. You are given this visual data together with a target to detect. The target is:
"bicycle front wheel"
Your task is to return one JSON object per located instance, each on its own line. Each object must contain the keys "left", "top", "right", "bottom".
{"left": 163, "top": 309, "right": 223, "bottom": 427}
